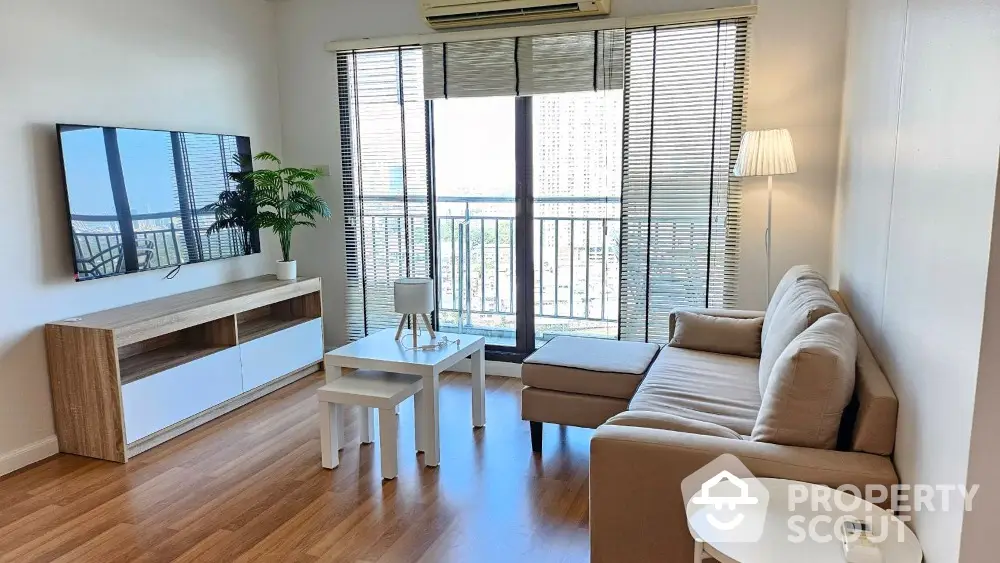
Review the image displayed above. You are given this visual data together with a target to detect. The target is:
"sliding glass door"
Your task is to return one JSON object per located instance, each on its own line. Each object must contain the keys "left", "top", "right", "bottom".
{"left": 532, "top": 90, "right": 622, "bottom": 343}
{"left": 432, "top": 97, "right": 519, "bottom": 348}
{"left": 429, "top": 93, "right": 622, "bottom": 358}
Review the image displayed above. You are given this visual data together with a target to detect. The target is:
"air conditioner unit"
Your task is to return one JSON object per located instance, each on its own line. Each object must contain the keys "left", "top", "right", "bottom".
{"left": 422, "top": 0, "right": 611, "bottom": 29}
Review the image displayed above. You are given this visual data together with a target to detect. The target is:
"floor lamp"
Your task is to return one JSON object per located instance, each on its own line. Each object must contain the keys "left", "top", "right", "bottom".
{"left": 733, "top": 129, "right": 798, "bottom": 304}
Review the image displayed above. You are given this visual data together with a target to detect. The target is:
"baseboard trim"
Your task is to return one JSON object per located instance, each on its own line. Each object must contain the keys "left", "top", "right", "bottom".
{"left": 450, "top": 359, "right": 521, "bottom": 378}
{"left": 0, "top": 435, "right": 59, "bottom": 477}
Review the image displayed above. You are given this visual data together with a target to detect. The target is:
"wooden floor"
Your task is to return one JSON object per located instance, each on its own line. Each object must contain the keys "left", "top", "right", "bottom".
{"left": 0, "top": 373, "right": 593, "bottom": 562}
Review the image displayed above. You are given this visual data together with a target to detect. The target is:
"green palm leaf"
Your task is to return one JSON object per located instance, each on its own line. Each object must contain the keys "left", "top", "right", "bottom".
{"left": 218, "top": 151, "right": 333, "bottom": 262}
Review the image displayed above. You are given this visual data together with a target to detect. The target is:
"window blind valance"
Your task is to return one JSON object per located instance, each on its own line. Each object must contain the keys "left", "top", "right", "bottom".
{"left": 423, "top": 38, "right": 519, "bottom": 99}
{"left": 422, "top": 29, "right": 625, "bottom": 99}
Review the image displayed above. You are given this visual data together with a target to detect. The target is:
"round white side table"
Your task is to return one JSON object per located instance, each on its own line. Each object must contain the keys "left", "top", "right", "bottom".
{"left": 688, "top": 478, "right": 922, "bottom": 563}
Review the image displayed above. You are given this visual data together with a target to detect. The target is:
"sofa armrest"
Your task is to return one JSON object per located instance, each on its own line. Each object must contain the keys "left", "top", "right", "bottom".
{"left": 606, "top": 411, "right": 744, "bottom": 440}
{"left": 590, "top": 425, "right": 898, "bottom": 563}
{"left": 667, "top": 308, "right": 766, "bottom": 340}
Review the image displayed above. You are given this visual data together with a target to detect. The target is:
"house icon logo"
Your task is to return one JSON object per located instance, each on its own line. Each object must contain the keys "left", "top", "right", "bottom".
{"left": 682, "top": 455, "right": 770, "bottom": 543}
{"left": 690, "top": 470, "right": 760, "bottom": 531}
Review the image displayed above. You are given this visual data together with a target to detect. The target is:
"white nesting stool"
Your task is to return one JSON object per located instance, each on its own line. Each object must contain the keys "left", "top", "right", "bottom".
{"left": 317, "top": 370, "right": 423, "bottom": 480}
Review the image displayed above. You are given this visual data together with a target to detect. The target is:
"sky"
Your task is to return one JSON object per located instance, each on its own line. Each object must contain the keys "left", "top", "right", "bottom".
{"left": 60, "top": 127, "right": 236, "bottom": 218}
{"left": 61, "top": 128, "right": 178, "bottom": 216}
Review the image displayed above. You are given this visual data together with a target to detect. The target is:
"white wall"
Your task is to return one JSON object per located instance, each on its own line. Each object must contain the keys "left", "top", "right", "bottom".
{"left": 0, "top": 0, "right": 284, "bottom": 474}
{"left": 738, "top": 0, "right": 848, "bottom": 309}
{"left": 274, "top": 0, "right": 850, "bottom": 345}
{"left": 835, "top": 0, "right": 1000, "bottom": 561}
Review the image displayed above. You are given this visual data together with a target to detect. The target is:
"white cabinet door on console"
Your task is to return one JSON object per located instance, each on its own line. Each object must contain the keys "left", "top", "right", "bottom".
{"left": 240, "top": 318, "right": 323, "bottom": 392}
{"left": 122, "top": 347, "right": 242, "bottom": 444}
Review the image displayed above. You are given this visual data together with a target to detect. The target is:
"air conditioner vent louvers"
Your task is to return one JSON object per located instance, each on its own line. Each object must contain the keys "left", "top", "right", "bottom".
{"left": 422, "top": 0, "right": 610, "bottom": 29}
{"left": 427, "top": 3, "right": 581, "bottom": 24}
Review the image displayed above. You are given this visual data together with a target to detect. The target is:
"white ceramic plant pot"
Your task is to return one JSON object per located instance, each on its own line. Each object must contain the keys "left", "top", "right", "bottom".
{"left": 276, "top": 260, "right": 297, "bottom": 281}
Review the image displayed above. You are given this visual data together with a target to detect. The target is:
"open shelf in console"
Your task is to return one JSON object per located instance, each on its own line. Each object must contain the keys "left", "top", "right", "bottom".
{"left": 238, "top": 316, "right": 314, "bottom": 342}
{"left": 237, "top": 291, "right": 322, "bottom": 343}
{"left": 118, "top": 316, "right": 238, "bottom": 385}
{"left": 119, "top": 344, "right": 228, "bottom": 385}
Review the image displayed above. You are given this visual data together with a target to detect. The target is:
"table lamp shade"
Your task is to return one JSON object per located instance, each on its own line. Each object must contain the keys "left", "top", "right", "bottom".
{"left": 394, "top": 278, "right": 435, "bottom": 314}
{"left": 733, "top": 129, "right": 798, "bottom": 177}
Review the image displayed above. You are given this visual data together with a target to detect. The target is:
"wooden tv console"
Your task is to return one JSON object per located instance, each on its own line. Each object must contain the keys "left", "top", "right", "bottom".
{"left": 45, "top": 276, "right": 325, "bottom": 463}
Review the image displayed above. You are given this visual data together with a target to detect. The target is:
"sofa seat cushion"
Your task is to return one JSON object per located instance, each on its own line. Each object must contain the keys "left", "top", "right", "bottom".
{"left": 525, "top": 336, "right": 660, "bottom": 374}
{"left": 522, "top": 336, "right": 660, "bottom": 399}
{"left": 628, "top": 347, "right": 762, "bottom": 435}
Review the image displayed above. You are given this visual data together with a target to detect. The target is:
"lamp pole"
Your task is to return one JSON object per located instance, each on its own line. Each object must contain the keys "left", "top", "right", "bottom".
{"left": 766, "top": 174, "right": 773, "bottom": 304}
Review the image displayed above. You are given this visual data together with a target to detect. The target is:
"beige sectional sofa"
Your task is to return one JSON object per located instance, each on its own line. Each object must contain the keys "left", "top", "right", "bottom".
{"left": 520, "top": 266, "right": 900, "bottom": 563}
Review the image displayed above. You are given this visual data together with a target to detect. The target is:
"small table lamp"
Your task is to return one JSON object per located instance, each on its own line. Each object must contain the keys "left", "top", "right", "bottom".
{"left": 733, "top": 129, "right": 797, "bottom": 303}
{"left": 394, "top": 278, "right": 436, "bottom": 347}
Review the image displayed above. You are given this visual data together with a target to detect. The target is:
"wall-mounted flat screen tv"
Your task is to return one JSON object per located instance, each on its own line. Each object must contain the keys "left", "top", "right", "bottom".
{"left": 56, "top": 124, "right": 259, "bottom": 281}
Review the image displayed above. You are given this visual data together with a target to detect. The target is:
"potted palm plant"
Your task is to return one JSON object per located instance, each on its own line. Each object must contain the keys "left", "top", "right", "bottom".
{"left": 239, "top": 152, "right": 330, "bottom": 280}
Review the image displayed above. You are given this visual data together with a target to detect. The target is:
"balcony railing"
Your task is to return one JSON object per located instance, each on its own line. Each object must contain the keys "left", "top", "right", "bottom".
{"left": 435, "top": 196, "right": 620, "bottom": 330}
{"left": 353, "top": 195, "right": 623, "bottom": 341}
{"left": 355, "top": 195, "right": 717, "bottom": 342}
{"left": 71, "top": 211, "right": 242, "bottom": 277}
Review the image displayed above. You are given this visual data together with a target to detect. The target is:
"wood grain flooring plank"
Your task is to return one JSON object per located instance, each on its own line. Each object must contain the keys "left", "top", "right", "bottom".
{"left": 51, "top": 522, "right": 173, "bottom": 563}
{"left": 163, "top": 529, "right": 236, "bottom": 563}
{"left": 0, "top": 373, "right": 592, "bottom": 562}
{"left": 0, "top": 455, "right": 95, "bottom": 505}
{"left": 0, "top": 466, "right": 197, "bottom": 561}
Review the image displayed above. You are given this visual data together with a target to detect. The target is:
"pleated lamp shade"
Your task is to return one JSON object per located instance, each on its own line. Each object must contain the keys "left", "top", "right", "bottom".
{"left": 733, "top": 129, "right": 798, "bottom": 177}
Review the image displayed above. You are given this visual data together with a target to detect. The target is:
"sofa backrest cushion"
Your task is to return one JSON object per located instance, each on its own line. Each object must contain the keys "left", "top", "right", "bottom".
{"left": 752, "top": 313, "right": 858, "bottom": 449}
{"left": 762, "top": 265, "right": 827, "bottom": 347}
{"left": 668, "top": 311, "right": 764, "bottom": 358}
{"left": 830, "top": 291, "right": 899, "bottom": 455}
{"left": 758, "top": 278, "right": 840, "bottom": 395}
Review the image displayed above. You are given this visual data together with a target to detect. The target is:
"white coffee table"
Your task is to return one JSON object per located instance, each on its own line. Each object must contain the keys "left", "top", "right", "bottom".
{"left": 689, "top": 478, "right": 922, "bottom": 563}
{"left": 324, "top": 328, "right": 486, "bottom": 467}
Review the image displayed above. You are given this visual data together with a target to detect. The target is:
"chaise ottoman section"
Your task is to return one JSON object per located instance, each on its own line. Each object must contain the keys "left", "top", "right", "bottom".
{"left": 522, "top": 388, "right": 631, "bottom": 429}
{"left": 520, "top": 336, "right": 660, "bottom": 452}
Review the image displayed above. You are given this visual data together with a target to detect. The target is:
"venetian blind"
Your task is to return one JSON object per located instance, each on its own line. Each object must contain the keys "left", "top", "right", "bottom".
{"left": 339, "top": 46, "right": 432, "bottom": 340}
{"left": 422, "top": 29, "right": 624, "bottom": 98}
{"left": 172, "top": 132, "right": 248, "bottom": 264}
{"left": 618, "top": 18, "right": 749, "bottom": 343}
